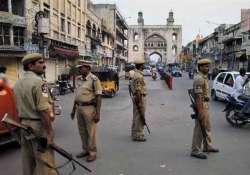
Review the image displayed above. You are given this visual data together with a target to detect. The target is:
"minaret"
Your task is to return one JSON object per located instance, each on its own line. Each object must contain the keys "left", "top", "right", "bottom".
{"left": 167, "top": 9, "right": 174, "bottom": 25}
{"left": 137, "top": 11, "right": 144, "bottom": 26}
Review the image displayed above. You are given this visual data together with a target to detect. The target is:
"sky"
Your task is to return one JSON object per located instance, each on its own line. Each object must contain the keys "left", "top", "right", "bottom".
{"left": 92, "top": 0, "right": 250, "bottom": 45}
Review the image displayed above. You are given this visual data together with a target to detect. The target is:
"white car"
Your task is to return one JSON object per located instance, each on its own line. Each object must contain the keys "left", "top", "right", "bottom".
{"left": 211, "top": 71, "right": 249, "bottom": 101}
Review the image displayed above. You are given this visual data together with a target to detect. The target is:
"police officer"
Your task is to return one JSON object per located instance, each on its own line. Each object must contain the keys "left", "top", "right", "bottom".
{"left": 191, "top": 58, "right": 219, "bottom": 159}
{"left": 71, "top": 60, "right": 102, "bottom": 162}
{"left": 14, "top": 53, "right": 57, "bottom": 175}
{"left": 130, "top": 59, "right": 147, "bottom": 141}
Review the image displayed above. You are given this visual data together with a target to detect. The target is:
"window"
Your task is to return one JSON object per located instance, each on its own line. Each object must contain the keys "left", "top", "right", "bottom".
{"left": 86, "top": 21, "right": 91, "bottom": 36}
{"left": 61, "top": 18, "right": 65, "bottom": 32}
{"left": 77, "top": 26, "right": 81, "bottom": 38}
{"left": 224, "top": 74, "right": 234, "bottom": 87}
{"left": 13, "top": 27, "right": 24, "bottom": 46}
{"left": 92, "top": 24, "right": 96, "bottom": 38}
{"left": 217, "top": 73, "right": 226, "bottom": 83}
{"left": 102, "top": 33, "right": 105, "bottom": 43}
{"left": 133, "top": 45, "right": 139, "bottom": 51}
{"left": 172, "top": 45, "right": 177, "bottom": 56}
{"left": 0, "top": 23, "right": 10, "bottom": 45}
{"left": 173, "top": 33, "right": 177, "bottom": 41}
{"left": 12, "top": 0, "right": 24, "bottom": 16}
{"left": 134, "top": 33, "right": 139, "bottom": 41}
{"left": 67, "top": 22, "right": 71, "bottom": 34}
{"left": 0, "top": 0, "right": 8, "bottom": 12}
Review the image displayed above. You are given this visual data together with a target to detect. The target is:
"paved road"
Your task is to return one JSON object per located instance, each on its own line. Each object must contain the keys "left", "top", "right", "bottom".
{"left": 1, "top": 74, "right": 250, "bottom": 175}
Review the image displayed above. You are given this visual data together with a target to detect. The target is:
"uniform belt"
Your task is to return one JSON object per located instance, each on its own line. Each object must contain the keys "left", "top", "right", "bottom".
{"left": 76, "top": 101, "right": 96, "bottom": 106}
{"left": 20, "top": 117, "right": 41, "bottom": 121}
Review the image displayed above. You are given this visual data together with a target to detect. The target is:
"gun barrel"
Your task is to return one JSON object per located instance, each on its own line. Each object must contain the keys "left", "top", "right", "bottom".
{"left": 51, "top": 144, "right": 92, "bottom": 173}
{"left": 1, "top": 113, "right": 28, "bottom": 130}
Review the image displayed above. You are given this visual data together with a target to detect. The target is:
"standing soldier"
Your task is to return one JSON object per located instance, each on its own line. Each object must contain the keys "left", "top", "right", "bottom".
{"left": 71, "top": 60, "right": 102, "bottom": 162}
{"left": 130, "top": 59, "right": 148, "bottom": 142}
{"left": 13, "top": 53, "right": 57, "bottom": 175}
{"left": 191, "top": 58, "right": 219, "bottom": 159}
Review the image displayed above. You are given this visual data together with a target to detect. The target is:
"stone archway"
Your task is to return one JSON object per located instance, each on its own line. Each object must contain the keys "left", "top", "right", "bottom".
{"left": 149, "top": 52, "right": 162, "bottom": 63}
{"left": 144, "top": 34, "right": 166, "bottom": 63}
{"left": 128, "top": 11, "right": 182, "bottom": 64}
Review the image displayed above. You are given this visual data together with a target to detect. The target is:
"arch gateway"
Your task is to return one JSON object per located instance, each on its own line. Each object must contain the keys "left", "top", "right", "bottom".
{"left": 128, "top": 11, "right": 182, "bottom": 64}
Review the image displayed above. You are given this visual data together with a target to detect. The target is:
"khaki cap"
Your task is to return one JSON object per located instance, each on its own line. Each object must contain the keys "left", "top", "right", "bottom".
{"left": 22, "top": 53, "right": 43, "bottom": 65}
{"left": 134, "top": 59, "right": 145, "bottom": 64}
{"left": 197, "top": 58, "right": 211, "bottom": 65}
{"left": 78, "top": 60, "right": 93, "bottom": 68}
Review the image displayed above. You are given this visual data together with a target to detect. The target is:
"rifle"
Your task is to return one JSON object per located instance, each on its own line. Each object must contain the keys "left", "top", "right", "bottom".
{"left": 188, "top": 89, "right": 208, "bottom": 148}
{"left": 1, "top": 114, "right": 91, "bottom": 174}
{"left": 128, "top": 83, "right": 151, "bottom": 134}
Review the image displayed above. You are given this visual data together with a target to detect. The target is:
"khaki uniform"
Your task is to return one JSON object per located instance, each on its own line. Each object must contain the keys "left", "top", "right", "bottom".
{"left": 191, "top": 72, "right": 213, "bottom": 153}
{"left": 74, "top": 72, "right": 102, "bottom": 156}
{"left": 14, "top": 71, "right": 56, "bottom": 175}
{"left": 130, "top": 69, "right": 147, "bottom": 139}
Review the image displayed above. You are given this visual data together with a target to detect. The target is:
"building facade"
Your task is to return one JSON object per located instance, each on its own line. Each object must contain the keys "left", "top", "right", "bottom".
{"left": 0, "top": 0, "right": 26, "bottom": 84}
{"left": 93, "top": 4, "right": 128, "bottom": 72}
{"left": 25, "top": 0, "right": 88, "bottom": 82}
{"left": 128, "top": 11, "right": 182, "bottom": 64}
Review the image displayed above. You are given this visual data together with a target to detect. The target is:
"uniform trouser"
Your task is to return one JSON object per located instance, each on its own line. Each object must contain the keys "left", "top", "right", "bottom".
{"left": 21, "top": 120, "right": 57, "bottom": 175}
{"left": 191, "top": 107, "right": 213, "bottom": 153}
{"left": 131, "top": 97, "right": 146, "bottom": 138}
{"left": 77, "top": 106, "right": 97, "bottom": 156}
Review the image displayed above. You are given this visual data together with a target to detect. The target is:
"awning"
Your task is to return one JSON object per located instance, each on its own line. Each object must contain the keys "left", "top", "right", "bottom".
{"left": 53, "top": 47, "right": 79, "bottom": 57}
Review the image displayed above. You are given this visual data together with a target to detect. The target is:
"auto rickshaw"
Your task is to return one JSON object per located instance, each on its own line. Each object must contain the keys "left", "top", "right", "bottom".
{"left": 92, "top": 67, "right": 119, "bottom": 97}
{"left": 0, "top": 79, "right": 20, "bottom": 146}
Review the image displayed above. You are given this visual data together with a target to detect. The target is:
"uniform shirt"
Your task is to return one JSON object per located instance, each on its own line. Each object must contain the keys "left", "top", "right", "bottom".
{"left": 75, "top": 72, "right": 102, "bottom": 103}
{"left": 193, "top": 72, "right": 210, "bottom": 106}
{"left": 131, "top": 69, "right": 147, "bottom": 95}
{"left": 14, "top": 71, "right": 51, "bottom": 119}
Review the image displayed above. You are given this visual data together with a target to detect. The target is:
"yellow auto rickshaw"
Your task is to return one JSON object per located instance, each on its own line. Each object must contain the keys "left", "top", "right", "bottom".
{"left": 92, "top": 67, "right": 119, "bottom": 97}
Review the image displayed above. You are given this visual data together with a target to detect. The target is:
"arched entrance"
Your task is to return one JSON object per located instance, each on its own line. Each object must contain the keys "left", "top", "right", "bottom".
{"left": 144, "top": 34, "right": 166, "bottom": 64}
{"left": 149, "top": 52, "right": 162, "bottom": 64}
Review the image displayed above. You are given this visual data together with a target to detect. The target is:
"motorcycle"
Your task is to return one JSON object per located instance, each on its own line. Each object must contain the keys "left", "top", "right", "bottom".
{"left": 49, "top": 86, "right": 62, "bottom": 116}
{"left": 223, "top": 94, "right": 250, "bottom": 127}
{"left": 152, "top": 72, "right": 157, "bottom": 80}
{"left": 57, "top": 74, "right": 74, "bottom": 95}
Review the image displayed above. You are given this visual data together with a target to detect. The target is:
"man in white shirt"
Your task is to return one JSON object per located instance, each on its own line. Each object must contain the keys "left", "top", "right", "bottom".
{"left": 234, "top": 68, "right": 246, "bottom": 97}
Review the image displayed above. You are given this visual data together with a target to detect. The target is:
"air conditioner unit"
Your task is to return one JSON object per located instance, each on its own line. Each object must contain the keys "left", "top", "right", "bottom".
{"left": 38, "top": 18, "right": 49, "bottom": 34}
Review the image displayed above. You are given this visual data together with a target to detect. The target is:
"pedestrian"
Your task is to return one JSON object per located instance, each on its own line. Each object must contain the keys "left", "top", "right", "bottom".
{"left": 233, "top": 68, "right": 246, "bottom": 97}
{"left": 71, "top": 60, "right": 102, "bottom": 162}
{"left": 130, "top": 59, "right": 147, "bottom": 141}
{"left": 191, "top": 58, "right": 219, "bottom": 159}
{"left": 13, "top": 53, "right": 57, "bottom": 175}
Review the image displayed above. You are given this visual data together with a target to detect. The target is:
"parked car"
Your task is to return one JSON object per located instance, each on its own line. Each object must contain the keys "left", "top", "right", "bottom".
{"left": 143, "top": 66, "right": 152, "bottom": 76}
{"left": 211, "top": 71, "right": 250, "bottom": 101}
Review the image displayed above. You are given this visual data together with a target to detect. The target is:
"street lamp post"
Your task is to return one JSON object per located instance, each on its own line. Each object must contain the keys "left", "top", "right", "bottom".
{"left": 35, "top": 11, "right": 49, "bottom": 57}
